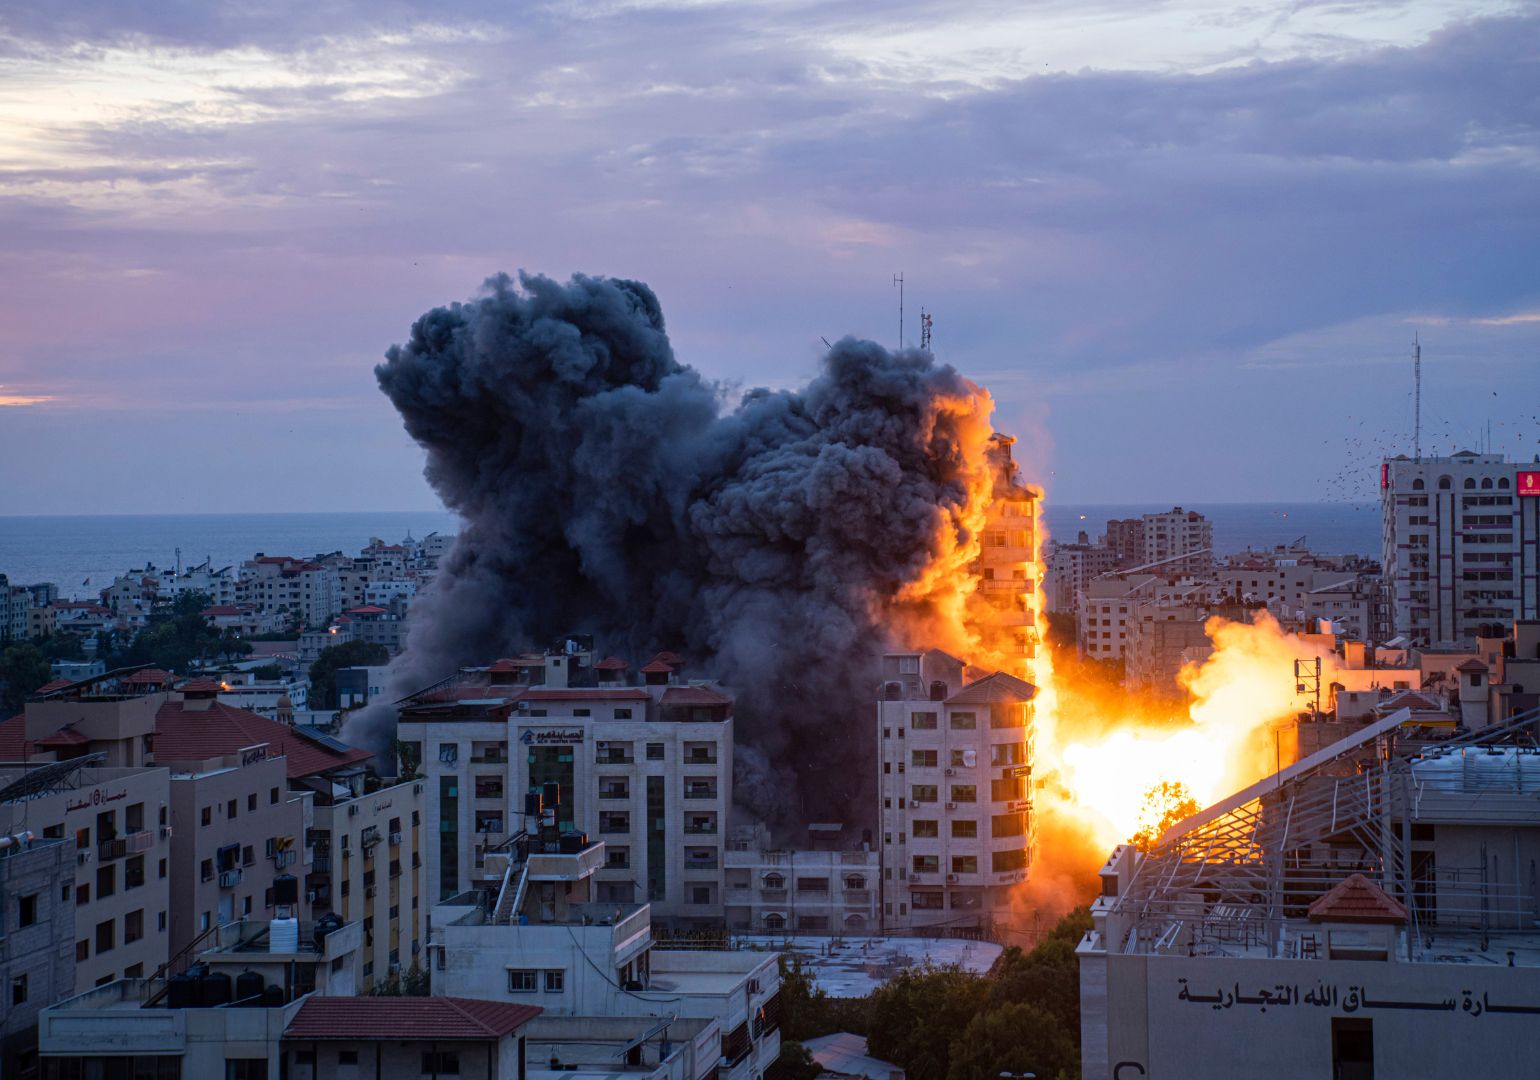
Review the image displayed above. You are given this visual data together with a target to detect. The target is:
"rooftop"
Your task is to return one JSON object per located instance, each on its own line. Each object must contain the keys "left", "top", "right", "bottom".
{"left": 285, "top": 997, "right": 542, "bottom": 1041}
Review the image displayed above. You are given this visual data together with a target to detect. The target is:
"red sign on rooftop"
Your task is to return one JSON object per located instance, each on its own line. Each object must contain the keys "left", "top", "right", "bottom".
{"left": 1519, "top": 471, "right": 1540, "bottom": 497}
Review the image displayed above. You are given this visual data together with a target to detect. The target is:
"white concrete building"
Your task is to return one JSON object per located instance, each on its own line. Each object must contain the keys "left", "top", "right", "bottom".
{"left": 1381, "top": 452, "right": 1540, "bottom": 646}
{"left": 1140, "top": 507, "right": 1213, "bottom": 576}
{"left": 1078, "top": 705, "right": 1540, "bottom": 1079}
{"left": 1078, "top": 575, "right": 1159, "bottom": 662}
{"left": 875, "top": 651, "right": 1035, "bottom": 936}
{"left": 722, "top": 837, "right": 880, "bottom": 935}
{"left": 431, "top": 837, "right": 781, "bottom": 1080}
{"left": 398, "top": 645, "right": 732, "bottom": 927}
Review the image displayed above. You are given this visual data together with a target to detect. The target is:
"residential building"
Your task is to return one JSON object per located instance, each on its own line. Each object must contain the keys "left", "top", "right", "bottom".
{"left": 0, "top": 758, "right": 173, "bottom": 994}
{"left": 281, "top": 996, "right": 540, "bottom": 1080}
{"left": 397, "top": 644, "right": 733, "bottom": 926}
{"left": 1077, "top": 575, "right": 1158, "bottom": 662}
{"left": 1140, "top": 506, "right": 1213, "bottom": 575}
{"left": 1045, "top": 532, "right": 1117, "bottom": 614}
{"left": 1, "top": 835, "right": 74, "bottom": 1079}
{"left": 430, "top": 836, "right": 781, "bottom": 1080}
{"left": 1078, "top": 704, "right": 1540, "bottom": 1080}
{"left": 1102, "top": 518, "right": 1145, "bottom": 570}
{"left": 722, "top": 830, "right": 879, "bottom": 934}
{"left": 335, "top": 664, "right": 390, "bottom": 708}
{"left": 876, "top": 650, "right": 1035, "bottom": 936}
{"left": 1381, "top": 451, "right": 1540, "bottom": 646}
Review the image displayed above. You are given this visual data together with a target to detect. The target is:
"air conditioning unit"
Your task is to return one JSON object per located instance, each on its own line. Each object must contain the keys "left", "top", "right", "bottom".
{"left": 946, "top": 874, "right": 959, "bottom": 883}
{"left": 389, "top": 832, "right": 402, "bottom": 846}
{"left": 944, "top": 768, "right": 955, "bottom": 775}
{"left": 306, "top": 889, "right": 319, "bottom": 902}
{"left": 159, "top": 826, "right": 174, "bottom": 839}
{"left": 365, "top": 885, "right": 377, "bottom": 899}
{"left": 945, "top": 802, "right": 957, "bottom": 810}
{"left": 76, "top": 851, "right": 91, "bottom": 865}
{"left": 348, "top": 805, "right": 359, "bottom": 817}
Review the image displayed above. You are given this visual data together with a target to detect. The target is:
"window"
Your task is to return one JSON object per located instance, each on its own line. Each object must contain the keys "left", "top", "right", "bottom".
{"left": 438, "top": 743, "right": 458, "bottom": 764}
{"left": 508, "top": 969, "right": 538, "bottom": 993}
{"left": 796, "top": 877, "right": 830, "bottom": 893}
{"left": 159, "top": 858, "right": 168, "bottom": 879}
{"left": 911, "top": 855, "right": 939, "bottom": 874}
{"left": 912, "top": 819, "right": 939, "bottom": 838}
{"left": 646, "top": 743, "right": 665, "bottom": 760}
{"left": 18, "top": 892, "right": 37, "bottom": 927}
{"left": 692, "top": 886, "right": 712, "bottom": 905}
{"left": 949, "top": 711, "right": 976, "bottom": 729}
{"left": 76, "top": 939, "right": 89, "bottom": 962}
{"left": 911, "top": 749, "right": 937, "bottom": 768}
{"left": 607, "top": 846, "right": 630, "bottom": 869}
{"left": 125, "top": 909, "right": 144, "bottom": 944}
{"left": 614, "top": 708, "right": 632, "bottom": 719}
{"left": 991, "top": 812, "right": 1027, "bottom": 838}
{"left": 10, "top": 972, "right": 25, "bottom": 1005}
{"left": 76, "top": 883, "right": 89, "bottom": 905}
{"left": 599, "top": 811, "right": 630, "bottom": 833}
{"left": 911, "top": 784, "right": 938, "bottom": 803}
{"left": 545, "top": 970, "right": 565, "bottom": 992}
{"left": 951, "top": 855, "right": 978, "bottom": 874}
{"left": 125, "top": 802, "right": 145, "bottom": 833}
{"left": 242, "top": 845, "right": 255, "bottom": 866}
{"left": 96, "top": 919, "right": 115, "bottom": 954}
{"left": 270, "top": 787, "right": 280, "bottom": 804}
{"left": 339, "top": 1051, "right": 359, "bottom": 1066}
{"left": 159, "top": 911, "right": 167, "bottom": 931}
{"left": 950, "top": 784, "right": 977, "bottom": 803}
{"left": 75, "top": 827, "right": 90, "bottom": 850}
{"left": 201, "top": 807, "right": 212, "bottom": 827}
{"left": 992, "top": 849, "right": 1027, "bottom": 872}
{"left": 763, "top": 872, "right": 785, "bottom": 890}
{"left": 911, "top": 711, "right": 937, "bottom": 730}
{"left": 201, "top": 859, "right": 214, "bottom": 882}
{"left": 951, "top": 819, "right": 978, "bottom": 838}
{"left": 912, "top": 892, "right": 944, "bottom": 910}
{"left": 422, "top": 1053, "right": 461, "bottom": 1076}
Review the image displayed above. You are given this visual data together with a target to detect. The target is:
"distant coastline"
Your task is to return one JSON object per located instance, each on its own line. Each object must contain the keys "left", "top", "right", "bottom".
{"left": 0, "top": 502, "right": 1379, "bottom": 600}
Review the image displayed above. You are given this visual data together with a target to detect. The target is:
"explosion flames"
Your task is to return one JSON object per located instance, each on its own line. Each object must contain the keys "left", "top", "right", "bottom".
{"left": 367, "top": 270, "right": 1331, "bottom": 915}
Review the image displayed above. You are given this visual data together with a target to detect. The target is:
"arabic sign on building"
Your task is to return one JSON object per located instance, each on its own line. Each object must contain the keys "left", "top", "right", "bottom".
{"left": 519, "top": 728, "right": 585, "bottom": 746}
{"left": 65, "top": 787, "right": 128, "bottom": 813}
{"left": 1519, "top": 471, "right": 1540, "bottom": 497}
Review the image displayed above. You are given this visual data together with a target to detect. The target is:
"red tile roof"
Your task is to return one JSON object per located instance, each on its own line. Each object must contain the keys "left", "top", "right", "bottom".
{"left": 639, "top": 660, "right": 675, "bottom": 674}
{"left": 488, "top": 658, "right": 522, "bottom": 673}
{"left": 35, "top": 679, "right": 73, "bottom": 695}
{"left": 123, "top": 669, "right": 173, "bottom": 685}
{"left": 346, "top": 605, "right": 388, "bottom": 615}
{"left": 1307, "top": 873, "right": 1408, "bottom": 924}
{"left": 647, "top": 651, "right": 684, "bottom": 667}
{"left": 179, "top": 678, "right": 221, "bottom": 695}
{"left": 284, "top": 997, "right": 541, "bottom": 1041}
{"left": 37, "top": 727, "right": 90, "bottom": 748}
{"left": 0, "top": 716, "right": 38, "bottom": 759}
{"left": 595, "top": 656, "right": 629, "bottom": 671}
{"left": 521, "top": 688, "right": 649, "bottom": 702}
{"left": 660, "top": 686, "right": 732, "bottom": 707}
{"left": 1456, "top": 658, "right": 1489, "bottom": 673}
{"left": 154, "top": 697, "right": 370, "bottom": 778}
{"left": 946, "top": 671, "right": 1038, "bottom": 706}
{"left": 201, "top": 605, "right": 249, "bottom": 616}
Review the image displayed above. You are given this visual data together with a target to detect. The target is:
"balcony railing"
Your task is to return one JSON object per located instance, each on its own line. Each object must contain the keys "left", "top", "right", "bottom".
{"left": 685, "top": 754, "right": 718, "bottom": 766}
{"left": 97, "top": 838, "right": 127, "bottom": 861}
{"left": 684, "top": 789, "right": 718, "bottom": 800}
{"left": 686, "top": 858, "right": 720, "bottom": 872}
{"left": 596, "top": 753, "right": 635, "bottom": 766}
{"left": 684, "top": 824, "right": 718, "bottom": 835}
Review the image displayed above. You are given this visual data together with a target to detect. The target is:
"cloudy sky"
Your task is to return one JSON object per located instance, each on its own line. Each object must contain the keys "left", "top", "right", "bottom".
{"left": 1, "top": 0, "right": 1536, "bottom": 513}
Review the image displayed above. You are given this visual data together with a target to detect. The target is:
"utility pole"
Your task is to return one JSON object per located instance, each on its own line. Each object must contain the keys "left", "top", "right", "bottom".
{"left": 893, "top": 273, "right": 904, "bottom": 350}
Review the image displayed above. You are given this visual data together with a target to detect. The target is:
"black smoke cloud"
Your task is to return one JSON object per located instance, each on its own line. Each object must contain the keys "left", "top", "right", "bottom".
{"left": 356, "top": 271, "right": 991, "bottom": 831}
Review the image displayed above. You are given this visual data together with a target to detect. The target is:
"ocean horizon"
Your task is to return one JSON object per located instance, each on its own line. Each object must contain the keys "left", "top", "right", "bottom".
{"left": 0, "top": 502, "right": 1380, "bottom": 599}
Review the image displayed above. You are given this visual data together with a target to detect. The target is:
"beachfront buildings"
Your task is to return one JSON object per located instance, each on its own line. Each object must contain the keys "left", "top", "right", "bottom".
{"left": 397, "top": 643, "right": 733, "bottom": 927}
{"left": 1381, "top": 451, "right": 1540, "bottom": 646}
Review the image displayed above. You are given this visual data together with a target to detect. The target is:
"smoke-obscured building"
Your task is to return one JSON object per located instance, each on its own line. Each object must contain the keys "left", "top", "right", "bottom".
{"left": 397, "top": 643, "right": 733, "bottom": 927}
{"left": 1045, "top": 532, "right": 1117, "bottom": 614}
{"left": 1380, "top": 452, "right": 1540, "bottom": 646}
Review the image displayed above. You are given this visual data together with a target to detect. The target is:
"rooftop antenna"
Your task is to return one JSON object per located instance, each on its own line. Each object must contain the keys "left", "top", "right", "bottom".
{"left": 893, "top": 273, "right": 904, "bottom": 350}
{"left": 1413, "top": 334, "right": 1422, "bottom": 462}
{"left": 920, "top": 308, "right": 933, "bottom": 351}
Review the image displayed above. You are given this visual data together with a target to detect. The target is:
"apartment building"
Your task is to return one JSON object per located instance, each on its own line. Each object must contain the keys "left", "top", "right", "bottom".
{"left": 0, "top": 758, "right": 173, "bottom": 994}
{"left": 722, "top": 838, "right": 880, "bottom": 934}
{"left": 1, "top": 836, "right": 74, "bottom": 1077}
{"left": 1141, "top": 506, "right": 1213, "bottom": 575}
{"left": 876, "top": 650, "right": 1035, "bottom": 936}
{"left": 1045, "top": 532, "right": 1117, "bottom": 614}
{"left": 977, "top": 432, "right": 1041, "bottom": 678}
{"left": 1381, "top": 452, "right": 1540, "bottom": 646}
{"left": 238, "top": 556, "right": 343, "bottom": 629}
{"left": 1078, "top": 575, "right": 1159, "bottom": 662}
{"left": 397, "top": 644, "right": 733, "bottom": 927}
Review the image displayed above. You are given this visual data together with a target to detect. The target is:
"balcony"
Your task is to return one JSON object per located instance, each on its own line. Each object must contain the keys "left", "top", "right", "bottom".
{"left": 684, "top": 787, "right": 718, "bottom": 800}
{"left": 685, "top": 857, "right": 720, "bottom": 872}
{"left": 218, "top": 868, "right": 243, "bottom": 889}
{"left": 311, "top": 852, "right": 332, "bottom": 874}
{"left": 760, "top": 887, "right": 788, "bottom": 902}
{"left": 685, "top": 753, "right": 718, "bottom": 766}
{"left": 684, "top": 823, "right": 718, "bottom": 836}
{"left": 596, "top": 752, "right": 635, "bottom": 766}
{"left": 97, "top": 838, "right": 127, "bottom": 862}
{"left": 598, "top": 786, "right": 630, "bottom": 800}
{"left": 843, "top": 889, "right": 871, "bottom": 903}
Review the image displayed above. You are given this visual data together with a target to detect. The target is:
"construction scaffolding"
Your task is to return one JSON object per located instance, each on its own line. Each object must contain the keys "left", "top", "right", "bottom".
{"left": 1108, "top": 705, "right": 1540, "bottom": 962}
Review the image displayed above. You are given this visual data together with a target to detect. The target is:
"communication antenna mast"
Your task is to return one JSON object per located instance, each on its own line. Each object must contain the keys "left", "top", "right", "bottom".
{"left": 1413, "top": 334, "right": 1422, "bottom": 462}
{"left": 893, "top": 273, "right": 904, "bottom": 350}
{"left": 920, "top": 308, "right": 933, "bottom": 351}
{"left": 1294, "top": 656, "right": 1322, "bottom": 717}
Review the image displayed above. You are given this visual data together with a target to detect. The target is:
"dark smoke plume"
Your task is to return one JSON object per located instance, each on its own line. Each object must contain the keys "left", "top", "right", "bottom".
{"left": 349, "top": 271, "right": 993, "bottom": 831}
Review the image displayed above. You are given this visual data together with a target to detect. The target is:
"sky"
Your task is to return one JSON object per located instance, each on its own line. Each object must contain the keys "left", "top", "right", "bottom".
{"left": 0, "top": 0, "right": 1537, "bottom": 513}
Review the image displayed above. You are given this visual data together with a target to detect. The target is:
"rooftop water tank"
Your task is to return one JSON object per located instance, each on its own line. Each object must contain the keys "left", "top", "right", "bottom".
{"left": 269, "top": 917, "right": 300, "bottom": 953}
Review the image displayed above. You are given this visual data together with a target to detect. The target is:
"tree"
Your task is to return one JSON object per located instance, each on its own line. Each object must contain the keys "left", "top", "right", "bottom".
{"left": 944, "top": 1002, "right": 1077, "bottom": 1080}
{"left": 866, "top": 964, "right": 987, "bottom": 1080}
{"left": 1, "top": 643, "right": 54, "bottom": 716}
{"left": 33, "top": 633, "right": 85, "bottom": 662}
{"left": 307, "top": 639, "right": 390, "bottom": 710}
{"left": 771, "top": 1041, "right": 823, "bottom": 1080}
{"left": 252, "top": 663, "right": 285, "bottom": 681}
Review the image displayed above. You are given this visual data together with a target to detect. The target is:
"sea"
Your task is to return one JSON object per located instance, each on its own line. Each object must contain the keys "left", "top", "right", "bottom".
{"left": 0, "top": 503, "right": 1380, "bottom": 599}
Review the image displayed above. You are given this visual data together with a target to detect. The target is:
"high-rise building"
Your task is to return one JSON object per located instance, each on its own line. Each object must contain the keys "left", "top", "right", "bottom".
{"left": 397, "top": 643, "right": 732, "bottom": 928}
{"left": 876, "top": 651, "right": 1036, "bottom": 936}
{"left": 1380, "top": 452, "right": 1540, "bottom": 645}
{"left": 1140, "top": 507, "right": 1214, "bottom": 576}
